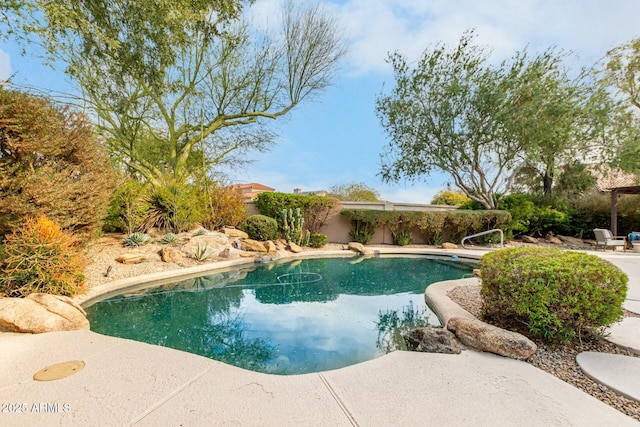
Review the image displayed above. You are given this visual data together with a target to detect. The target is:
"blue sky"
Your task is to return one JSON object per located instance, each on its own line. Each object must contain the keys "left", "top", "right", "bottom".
{"left": 2, "top": 0, "right": 640, "bottom": 202}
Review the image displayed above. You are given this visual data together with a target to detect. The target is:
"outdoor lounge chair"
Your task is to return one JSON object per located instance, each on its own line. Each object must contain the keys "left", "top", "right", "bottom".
{"left": 593, "top": 228, "right": 627, "bottom": 252}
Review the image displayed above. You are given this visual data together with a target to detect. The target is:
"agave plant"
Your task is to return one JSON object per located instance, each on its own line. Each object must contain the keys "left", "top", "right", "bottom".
{"left": 159, "top": 233, "right": 179, "bottom": 245}
{"left": 192, "top": 243, "right": 210, "bottom": 261}
{"left": 122, "top": 232, "right": 151, "bottom": 247}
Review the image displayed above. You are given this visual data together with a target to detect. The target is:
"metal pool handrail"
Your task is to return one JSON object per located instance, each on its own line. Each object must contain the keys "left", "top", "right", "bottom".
{"left": 461, "top": 229, "right": 504, "bottom": 249}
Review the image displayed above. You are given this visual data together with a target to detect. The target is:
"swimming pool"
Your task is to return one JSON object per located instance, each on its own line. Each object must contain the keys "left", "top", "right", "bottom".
{"left": 85, "top": 255, "right": 474, "bottom": 374}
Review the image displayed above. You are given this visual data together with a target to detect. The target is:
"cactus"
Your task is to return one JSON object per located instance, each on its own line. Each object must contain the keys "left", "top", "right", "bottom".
{"left": 282, "top": 208, "right": 308, "bottom": 246}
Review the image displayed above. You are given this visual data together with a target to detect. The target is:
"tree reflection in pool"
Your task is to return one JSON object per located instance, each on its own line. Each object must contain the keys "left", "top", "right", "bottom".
{"left": 85, "top": 256, "right": 473, "bottom": 374}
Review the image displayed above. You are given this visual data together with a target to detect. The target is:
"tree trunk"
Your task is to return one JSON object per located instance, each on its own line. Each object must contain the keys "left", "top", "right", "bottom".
{"left": 542, "top": 168, "right": 554, "bottom": 197}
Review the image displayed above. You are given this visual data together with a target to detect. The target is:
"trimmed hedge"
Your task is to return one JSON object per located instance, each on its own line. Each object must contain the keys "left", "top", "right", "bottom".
{"left": 240, "top": 215, "right": 279, "bottom": 241}
{"left": 309, "top": 233, "right": 327, "bottom": 248}
{"left": 254, "top": 192, "right": 339, "bottom": 234}
{"left": 480, "top": 247, "right": 628, "bottom": 342}
{"left": 340, "top": 209, "right": 511, "bottom": 245}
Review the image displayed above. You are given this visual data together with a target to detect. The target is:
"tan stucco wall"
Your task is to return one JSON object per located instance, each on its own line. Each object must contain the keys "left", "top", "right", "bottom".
{"left": 244, "top": 201, "right": 456, "bottom": 244}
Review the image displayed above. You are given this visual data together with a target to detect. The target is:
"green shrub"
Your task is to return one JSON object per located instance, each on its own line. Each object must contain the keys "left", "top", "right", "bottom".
{"left": 103, "top": 178, "right": 151, "bottom": 234}
{"left": 254, "top": 192, "right": 339, "bottom": 234}
{"left": 393, "top": 229, "right": 413, "bottom": 246}
{"left": 498, "top": 194, "right": 535, "bottom": 237}
{"left": 122, "top": 232, "right": 151, "bottom": 247}
{"left": 349, "top": 220, "right": 376, "bottom": 244}
{"left": 143, "top": 183, "right": 205, "bottom": 232}
{"left": 480, "top": 247, "right": 627, "bottom": 342}
{"left": 240, "top": 215, "right": 278, "bottom": 241}
{"left": 341, "top": 209, "right": 511, "bottom": 245}
{"left": 309, "top": 233, "right": 327, "bottom": 248}
{"left": 0, "top": 215, "right": 86, "bottom": 297}
{"left": 528, "top": 206, "right": 568, "bottom": 237}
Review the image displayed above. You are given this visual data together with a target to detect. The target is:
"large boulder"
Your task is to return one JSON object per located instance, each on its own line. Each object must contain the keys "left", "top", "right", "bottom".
{"left": 159, "top": 247, "right": 183, "bottom": 263}
{"left": 404, "top": 327, "right": 461, "bottom": 354}
{"left": 521, "top": 235, "right": 538, "bottom": 244}
{"left": 264, "top": 240, "right": 277, "bottom": 253}
{"left": 442, "top": 242, "right": 458, "bottom": 249}
{"left": 220, "top": 227, "right": 249, "bottom": 239}
{"left": 182, "top": 233, "right": 231, "bottom": 258}
{"left": 557, "top": 235, "right": 584, "bottom": 246}
{"left": 447, "top": 316, "right": 537, "bottom": 360}
{"left": 0, "top": 293, "right": 90, "bottom": 333}
{"left": 239, "top": 239, "right": 268, "bottom": 252}
{"left": 348, "top": 241, "right": 374, "bottom": 256}
{"left": 545, "top": 234, "right": 562, "bottom": 245}
{"left": 287, "top": 242, "right": 303, "bottom": 253}
{"left": 218, "top": 248, "right": 238, "bottom": 259}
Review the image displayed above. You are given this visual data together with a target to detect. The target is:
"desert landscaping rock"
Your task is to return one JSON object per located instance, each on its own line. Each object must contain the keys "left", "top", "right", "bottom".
{"left": 441, "top": 242, "right": 458, "bottom": 249}
{"left": 220, "top": 227, "right": 249, "bottom": 239}
{"left": 264, "top": 240, "right": 276, "bottom": 253}
{"left": 347, "top": 241, "right": 365, "bottom": 253}
{"left": 521, "top": 235, "right": 538, "bottom": 244}
{"left": 0, "top": 293, "right": 89, "bottom": 333}
{"left": 347, "top": 241, "right": 373, "bottom": 255}
{"left": 116, "top": 251, "right": 149, "bottom": 264}
{"left": 404, "top": 327, "right": 462, "bottom": 354}
{"left": 557, "top": 235, "right": 584, "bottom": 246}
{"left": 287, "top": 242, "right": 303, "bottom": 253}
{"left": 182, "top": 233, "right": 231, "bottom": 258}
{"left": 239, "top": 238, "right": 268, "bottom": 252}
{"left": 447, "top": 316, "right": 537, "bottom": 360}
{"left": 545, "top": 235, "right": 562, "bottom": 245}
{"left": 159, "top": 247, "right": 184, "bottom": 263}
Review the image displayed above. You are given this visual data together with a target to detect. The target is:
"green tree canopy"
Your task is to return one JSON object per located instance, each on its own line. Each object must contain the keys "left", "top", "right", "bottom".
{"left": 604, "top": 37, "right": 640, "bottom": 173}
{"left": 4, "top": 1, "right": 346, "bottom": 187}
{"left": 377, "top": 32, "right": 610, "bottom": 208}
{"left": 430, "top": 190, "right": 470, "bottom": 206}
{"left": 328, "top": 182, "right": 380, "bottom": 202}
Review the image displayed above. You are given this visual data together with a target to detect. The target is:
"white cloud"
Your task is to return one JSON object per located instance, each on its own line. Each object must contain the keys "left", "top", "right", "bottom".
{"left": 327, "top": 0, "right": 640, "bottom": 75}
{"left": 0, "top": 49, "right": 11, "bottom": 80}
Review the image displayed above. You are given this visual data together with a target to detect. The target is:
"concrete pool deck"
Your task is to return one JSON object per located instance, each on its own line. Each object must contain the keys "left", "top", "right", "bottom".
{"left": 1, "top": 247, "right": 639, "bottom": 426}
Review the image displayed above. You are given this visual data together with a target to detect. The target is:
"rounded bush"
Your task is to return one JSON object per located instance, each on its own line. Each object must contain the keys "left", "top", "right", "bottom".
{"left": 309, "top": 233, "right": 327, "bottom": 248}
{"left": 480, "top": 247, "right": 627, "bottom": 342}
{"left": 240, "top": 215, "right": 278, "bottom": 241}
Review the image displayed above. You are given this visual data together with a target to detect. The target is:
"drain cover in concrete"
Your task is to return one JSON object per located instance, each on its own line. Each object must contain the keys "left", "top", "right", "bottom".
{"left": 33, "top": 360, "right": 85, "bottom": 381}
{"left": 606, "top": 318, "right": 640, "bottom": 354}
{"left": 577, "top": 352, "right": 640, "bottom": 403}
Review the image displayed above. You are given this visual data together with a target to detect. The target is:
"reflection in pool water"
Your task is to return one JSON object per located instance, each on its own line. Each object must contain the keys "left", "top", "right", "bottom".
{"left": 86, "top": 256, "right": 473, "bottom": 374}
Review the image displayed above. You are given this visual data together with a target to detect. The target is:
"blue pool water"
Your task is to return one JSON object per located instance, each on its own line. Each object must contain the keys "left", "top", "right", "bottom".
{"left": 86, "top": 255, "right": 473, "bottom": 374}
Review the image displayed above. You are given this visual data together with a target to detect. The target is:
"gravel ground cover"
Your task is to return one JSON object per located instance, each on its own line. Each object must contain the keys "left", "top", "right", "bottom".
{"left": 447, "top": 284, "right": 640, "bottom": 421}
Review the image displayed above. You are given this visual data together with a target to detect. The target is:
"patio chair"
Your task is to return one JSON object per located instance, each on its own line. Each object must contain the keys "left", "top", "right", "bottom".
{"left": 593, "top": 228, "right": 627, "bottom": 252}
